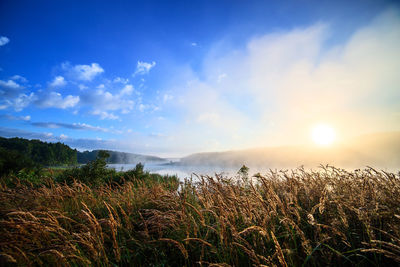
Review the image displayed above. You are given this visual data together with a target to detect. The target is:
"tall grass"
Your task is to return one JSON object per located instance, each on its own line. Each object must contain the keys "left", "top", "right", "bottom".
{"left": 1, "top": 166, "right": 399, "bottom": 266}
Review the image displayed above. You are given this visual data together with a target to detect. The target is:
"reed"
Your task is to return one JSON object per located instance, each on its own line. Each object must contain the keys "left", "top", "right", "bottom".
{"left": 0, "top": 166, "right": 399, "bottom": 266}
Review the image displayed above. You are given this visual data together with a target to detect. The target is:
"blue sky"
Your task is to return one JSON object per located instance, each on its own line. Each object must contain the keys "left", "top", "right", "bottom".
{"left": 0, "top": 0, "right": 399, "bottom": 156}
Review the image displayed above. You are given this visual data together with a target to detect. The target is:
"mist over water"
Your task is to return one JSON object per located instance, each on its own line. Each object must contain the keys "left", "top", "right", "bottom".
{"left": 108, "top": 134, "right": 400, "bottom": 181}
{"left": 106, "top": 131, "right": 400, "bottom": 180}
{"left": 108, "top": 163, "right": 393, "bottom": 182}
{"left": 107, "top": 163, "right": 241, "bottom": 181}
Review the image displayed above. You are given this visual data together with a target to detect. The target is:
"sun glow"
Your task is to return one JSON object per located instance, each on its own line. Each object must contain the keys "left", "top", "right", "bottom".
{"left": 311, "top": 124, "right": 336, "bottom": 146}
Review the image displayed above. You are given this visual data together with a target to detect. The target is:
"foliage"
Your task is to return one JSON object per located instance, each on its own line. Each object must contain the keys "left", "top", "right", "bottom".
{"left": 119, "top": 162, "right": 180, "bottom": 191}
{"left": 238, "top": 164, "right": 250, "bottom": 183}
{"left": 1, "top": 166, "right": 400, "bottom": 266}
{"left": 0, "top": 147, "right": 39, "bottom": 177}
{"left": 56, "top": 152, "right": 179, "bottom": 190}
{"left": 76, "top": 149, "right": 100, "bottom": 164}
{"left": 57, "top": 150, "right": 116, "bottom": 186}
{"left": 0, "top": 137, "right": 77, "bottom": 166}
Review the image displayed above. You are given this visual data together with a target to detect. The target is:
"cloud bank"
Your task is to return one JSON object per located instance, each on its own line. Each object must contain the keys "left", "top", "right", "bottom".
{"left": 0, "top": 61, "right": 143, "bottom": 119}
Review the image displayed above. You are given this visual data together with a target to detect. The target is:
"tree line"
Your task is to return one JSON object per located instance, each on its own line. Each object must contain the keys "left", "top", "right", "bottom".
{"left": 0, "top": 137, "right": 77, "bottom": 176}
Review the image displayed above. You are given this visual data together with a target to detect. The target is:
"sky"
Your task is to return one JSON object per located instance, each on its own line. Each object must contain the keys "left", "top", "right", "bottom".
{"left": 0, "top": 0, "right": 399, "bottom": 157}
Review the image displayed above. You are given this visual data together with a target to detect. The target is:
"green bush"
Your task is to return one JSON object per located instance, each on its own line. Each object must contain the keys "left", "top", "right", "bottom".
{"left": 119, "top": 162, "right": 180, "bottom": 191}
{"left": 55, "top": 151, "right": 179, "bottom": 190}
{"left": 57, "top": 150, "right": 117, "bottom": 186}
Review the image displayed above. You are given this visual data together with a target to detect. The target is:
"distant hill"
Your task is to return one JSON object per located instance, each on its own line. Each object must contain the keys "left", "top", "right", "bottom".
{"left": 180, "top": 132, "right": 400, "bottom": 170}
{"left": 77, "top": 150, "right": 167, "bottom": 164}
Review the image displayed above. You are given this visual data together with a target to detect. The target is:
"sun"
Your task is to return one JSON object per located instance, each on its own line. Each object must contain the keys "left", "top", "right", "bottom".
{"left": 311, "top": 124, "right": 336, "bottom": 146}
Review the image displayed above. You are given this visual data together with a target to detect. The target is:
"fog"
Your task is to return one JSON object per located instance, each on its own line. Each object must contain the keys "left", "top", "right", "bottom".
{"left": 179, "top": 132, "right": 400, "bottom": 170}
{"left": 108, "top": 132, "right": 400, "bottom": 179}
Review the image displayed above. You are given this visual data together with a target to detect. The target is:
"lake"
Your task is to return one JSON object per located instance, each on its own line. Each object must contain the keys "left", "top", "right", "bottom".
{"left": 107, "top": 163, "right": 246, "bottom": 181}
{"left": 107, "top": 163, "right": 398, "bottom": 182}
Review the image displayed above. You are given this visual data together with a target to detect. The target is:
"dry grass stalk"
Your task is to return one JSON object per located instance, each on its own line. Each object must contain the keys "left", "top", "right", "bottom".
{"left": 155, "top": 238, "right": 188, "bottom": 259}
{"left": 270, "top": 231, "right": 288, "bottom": 267}
{"left": 238, "top": 225, "right": 267, "bottom": 237}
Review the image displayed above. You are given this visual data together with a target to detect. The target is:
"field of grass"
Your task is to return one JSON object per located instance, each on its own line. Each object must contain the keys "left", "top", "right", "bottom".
{"left": 1, "top": 165, "right": 400, "bottom": 266}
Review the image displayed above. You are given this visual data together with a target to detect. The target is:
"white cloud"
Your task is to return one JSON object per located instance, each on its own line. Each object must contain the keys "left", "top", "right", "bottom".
{"left": 91, "top": 110, "right": 119, "bottom": 120}
{"left": 0, "top": 79, "right": 23, "bottom": 97}
{"left": 191, "top": 42, "right": 198, "bottom": 47}
{"left": 0, "top": 79, "right": 26, "bottom": 109}
{"left": 0, "top": 36, "right": 9, "bottom": 46}
{"left": 120, "top": 84, "right": 134, "bottom": 95}
{"left": 31, "top": 121, "right": 114, "bottom": 133}
{"left": 197, "top": 112, "right": 220, "bottom": 124}
{"left": 72, "top": 122, "right": 107, "bottom": 131}
{"left": 163, "top": 94, "right": 174, "bottom": 102}
{"left": 49, "top": 76, "right": 66, "bottom": 87}
{"left": 14, "top": 94, "right": 36, "bottom": 111}
{"left": 149, "top": 132, "right": 166, "bottom": 138}
{"left": 0, "top": 77, "right": 80, "bottom": 111}
{"left": 113, "top": 77, "right": 129, "bottom": 84}
{"left": 217, "top": 73, "right": 227, "bottom": 83}
{"left": 78, "top": 84, "right": 88, "bottom": 90}
{"left": 85, "top": 123, "right": 105, "bottom": 131}
{"left": 62, "top": 62, "right": 104, "bottom": 81}
{"left": 0, "top": 114, "right": 31, "bottom": 121}
{"left": 60, "top": 134, "right": 68, "bottom": 139}
{"left": 80, "top": 86, "right": 135, "bottom": 117}
{"left": 0, "top": 79, "right": 21, "bottom": 89}
{"left": 134, "top": 61, "right": 156, "bottom": 76}
{"left": 0, "top": 65, "right": 138, "bottom": 114}
{"left": 0, "top": 93, "right": 35, "bottom": 112}
{"left": 11, "top": 75, "right": 28, "bottom": 83}
{"left": 35, "top": 92, "right": 80, "bottom": 109}
{"left": 138, "top": 104, "right": 146, "bottom": 112}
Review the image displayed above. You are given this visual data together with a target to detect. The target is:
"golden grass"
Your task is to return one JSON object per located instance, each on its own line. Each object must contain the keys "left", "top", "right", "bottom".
{"left": 1, "top": 166, "right": 400, "bottom": 266}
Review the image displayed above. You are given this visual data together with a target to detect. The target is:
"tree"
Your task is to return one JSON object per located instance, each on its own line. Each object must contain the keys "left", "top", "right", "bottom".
{"left": 238, "top": 164, "right": 249, "bottom": 184}
{"left": 0, "top": 137, "right": 77, "bottom": 166}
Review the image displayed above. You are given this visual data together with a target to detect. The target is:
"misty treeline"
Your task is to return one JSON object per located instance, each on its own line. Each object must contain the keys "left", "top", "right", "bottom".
{"left": 77, "top": 149, "right": 164, "bottom": 164}
{"left": 0, "top": 137, "right": 165, "bottom": 177}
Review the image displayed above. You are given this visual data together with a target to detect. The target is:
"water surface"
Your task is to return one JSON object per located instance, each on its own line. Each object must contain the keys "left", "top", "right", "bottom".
{"left": 107, "top": 163, "right": 244, "bottom": 181}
